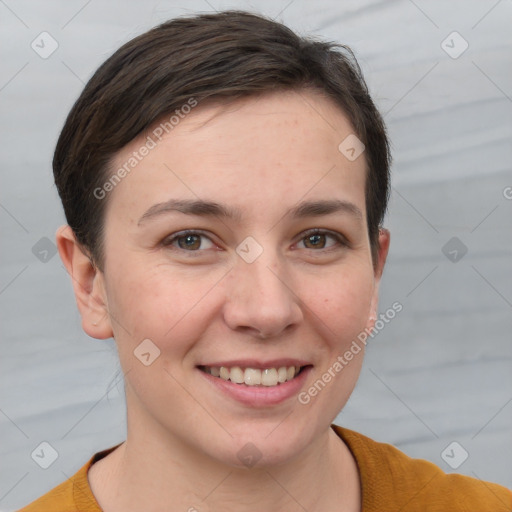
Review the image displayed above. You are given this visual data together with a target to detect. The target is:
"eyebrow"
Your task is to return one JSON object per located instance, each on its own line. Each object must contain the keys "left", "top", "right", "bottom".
{"left": 137, "top": 198, "right": 363, "bottom": 225}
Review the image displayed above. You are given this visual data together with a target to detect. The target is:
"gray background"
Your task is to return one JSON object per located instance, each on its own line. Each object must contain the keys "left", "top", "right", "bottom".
{"left": 1, "top": 0, "right": 511, "bottom": 510}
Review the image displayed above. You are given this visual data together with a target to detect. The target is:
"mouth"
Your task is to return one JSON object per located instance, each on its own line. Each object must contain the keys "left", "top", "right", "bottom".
{"left": 197, "top": 364, "right": 312, "bottom": 387}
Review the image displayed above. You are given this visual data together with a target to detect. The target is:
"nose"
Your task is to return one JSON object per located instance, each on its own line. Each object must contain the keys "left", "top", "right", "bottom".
{"left": 222, "top": 250, "right": 303, "bottom": 339}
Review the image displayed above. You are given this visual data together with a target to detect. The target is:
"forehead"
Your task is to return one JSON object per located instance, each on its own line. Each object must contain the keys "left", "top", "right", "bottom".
{"left": 106, "top": 89, "right": 367, "bottom": 224}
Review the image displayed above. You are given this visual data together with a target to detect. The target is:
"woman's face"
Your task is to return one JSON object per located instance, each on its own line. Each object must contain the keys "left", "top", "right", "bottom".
{"left": 91, "top": 90, "right": 388, "bottom": 467}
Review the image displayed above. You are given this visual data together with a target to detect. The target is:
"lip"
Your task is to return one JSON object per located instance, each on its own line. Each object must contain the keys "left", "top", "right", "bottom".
{"left": 197, "top": 365, "right": 313, "bottom": 407}
{"left": 197, "top": 359, "right": 311, "bottom": 369}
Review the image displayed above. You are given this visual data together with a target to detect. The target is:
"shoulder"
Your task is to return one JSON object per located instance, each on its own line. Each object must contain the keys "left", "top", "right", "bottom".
{"left": 16, "top": 444, "right": 121, "bottom": 512}
{"left": 332, "top": 424, "right": 512, "bottom": 512}
{"left": 16, "top": 464, "right": 94, "bottom": 512}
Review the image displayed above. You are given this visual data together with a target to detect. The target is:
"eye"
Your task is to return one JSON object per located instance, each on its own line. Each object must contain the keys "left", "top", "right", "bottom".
{"left": 161, "top": 228, "right": 347, "bottom": 255}
{"left": 296, "top": 229, "right": 346, "bottom": 250}
{"left": 162, "top": 230, "right": 215, "bottom": 252}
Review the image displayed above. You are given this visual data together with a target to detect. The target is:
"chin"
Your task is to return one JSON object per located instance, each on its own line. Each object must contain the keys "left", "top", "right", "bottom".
{"left": 206, "top": 421, "right": 316, "bottom": 470}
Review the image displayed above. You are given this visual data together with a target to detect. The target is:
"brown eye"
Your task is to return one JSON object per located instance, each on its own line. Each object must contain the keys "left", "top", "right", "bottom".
{"left": 177, "top": 234, "right": 202, "bottom": 250}
{"left": 297, "top": 229, "right": 344, "bottom": 251}
{"left": 163, "top": 231, "right": 215, "bottom": 252}
{"left": 303, "top": 233, "right": 327, "bottom": 249}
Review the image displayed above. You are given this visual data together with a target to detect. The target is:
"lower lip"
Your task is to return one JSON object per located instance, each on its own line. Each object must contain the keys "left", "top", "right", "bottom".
{"left": 197, "top": 366, "right": 313, "bottom": 407}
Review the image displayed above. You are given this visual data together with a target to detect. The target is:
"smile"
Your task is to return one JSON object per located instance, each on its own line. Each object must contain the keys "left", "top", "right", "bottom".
{"left": 198, "top": 365, "right": 307, "bottom": 387}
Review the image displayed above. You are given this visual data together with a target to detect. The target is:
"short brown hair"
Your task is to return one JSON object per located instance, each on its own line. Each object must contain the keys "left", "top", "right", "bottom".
{"left": 53, "top": 10, "right": 390, "bottom": 269}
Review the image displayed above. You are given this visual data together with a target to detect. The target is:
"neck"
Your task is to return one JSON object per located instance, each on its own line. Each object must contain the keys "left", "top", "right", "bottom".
{"left": 88, "top": 404, "right": 361, "bottom": 512}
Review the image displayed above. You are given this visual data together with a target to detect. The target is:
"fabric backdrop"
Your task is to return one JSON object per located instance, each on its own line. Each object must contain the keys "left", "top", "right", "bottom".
{"left": 1, "top": 1, "right": 511, "bottom": 509}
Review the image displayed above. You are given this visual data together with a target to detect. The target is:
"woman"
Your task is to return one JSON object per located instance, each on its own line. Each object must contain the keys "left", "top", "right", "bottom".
{"left": 18, "top": 10, "right": 511, "bottom": 512}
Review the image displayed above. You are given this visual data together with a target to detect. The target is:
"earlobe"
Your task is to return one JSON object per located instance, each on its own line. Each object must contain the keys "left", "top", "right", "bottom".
{"left": 55, "top": 225, "right": 113, "bottom": 340}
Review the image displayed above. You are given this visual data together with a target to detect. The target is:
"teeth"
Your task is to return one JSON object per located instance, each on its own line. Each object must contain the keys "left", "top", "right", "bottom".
{"left": 277, "top": 367, "right": 287, "bottom": 383}
{"left": 261, "top": 368, "right": 278, "bottom": 386}
{"left": 230, "top": 367, "right": 244, "bottom": 384}
{"left": 244, "top": 368, "right": 261, "bottom": 385}
{"left": 203, "top": 365, "right": 302, "bottom": 386}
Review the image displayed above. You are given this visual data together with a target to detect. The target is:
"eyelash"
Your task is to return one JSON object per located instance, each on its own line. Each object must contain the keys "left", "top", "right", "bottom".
{"left": 162, "top": 228, "right": 348, "bottom": 255}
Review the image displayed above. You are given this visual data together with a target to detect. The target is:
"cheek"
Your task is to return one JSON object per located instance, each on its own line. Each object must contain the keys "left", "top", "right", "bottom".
{"left": 105, "top": 263, "right": 225, "bottom": 354}
{"left": 306, "top": 267, "right": 375, "bottom": 345}
{"left": 295, "top": 269, "right": 373, "bottom": 417}
{"left": 105, "top": 245, "right": 375, "bottom": 358}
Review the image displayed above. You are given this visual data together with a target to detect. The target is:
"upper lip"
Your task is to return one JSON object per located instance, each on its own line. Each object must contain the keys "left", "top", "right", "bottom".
{"left": 197, "top": 359, "right": 312, "bottom": 369}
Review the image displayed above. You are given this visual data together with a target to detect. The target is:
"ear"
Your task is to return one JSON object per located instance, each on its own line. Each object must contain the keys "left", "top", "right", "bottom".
{"left": 368, "top": 228, "right": 391, "bottom": 324}
{"left": 56, "top": 225, "right": 113, "bottom": 339}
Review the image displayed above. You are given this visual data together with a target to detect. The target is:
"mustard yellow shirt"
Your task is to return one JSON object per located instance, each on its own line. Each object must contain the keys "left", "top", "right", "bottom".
{"left": 18, "top": 425, "right": 512, "bottom": 511}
